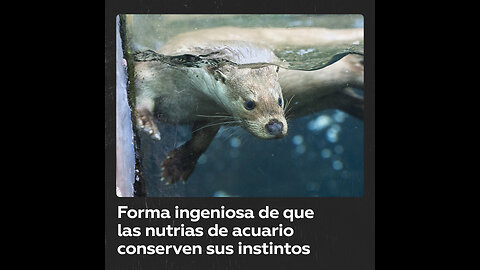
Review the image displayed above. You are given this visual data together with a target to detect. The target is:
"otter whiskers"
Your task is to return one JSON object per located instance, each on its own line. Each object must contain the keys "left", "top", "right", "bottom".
{"left": 194, "top": 114, "right": 235, "bottom": 119}
{"left": 192, "top": 120, "right": 242, "bottom": 134}
{"left": 219, "top": 125, "right": 244, "bottom": 143}
{"left": 284, "top": 94, "right": 296, "bottom": 121}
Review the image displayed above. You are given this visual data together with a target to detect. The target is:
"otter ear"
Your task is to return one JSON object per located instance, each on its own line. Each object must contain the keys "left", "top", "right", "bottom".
{"left": 207, "top": 67, "right": 228, "bottom": 83}
{"left": 215, "top": 70, "right": 228, "bottom": 83}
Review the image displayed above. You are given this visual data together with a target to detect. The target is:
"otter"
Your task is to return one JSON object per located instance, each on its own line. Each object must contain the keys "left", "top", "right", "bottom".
{"left": 134, "top": 40, "right": 288, "bottom": 183}
{"left": 132, "top": 28, "right": 364, "bottom": 184}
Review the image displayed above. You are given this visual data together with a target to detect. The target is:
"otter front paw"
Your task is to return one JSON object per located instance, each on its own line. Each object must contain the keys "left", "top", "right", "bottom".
{"left": 135, "top": 108, "right": 161, "bottom": 140}
{"left": 160, "top": 147, "right": 199, "bottom": 184}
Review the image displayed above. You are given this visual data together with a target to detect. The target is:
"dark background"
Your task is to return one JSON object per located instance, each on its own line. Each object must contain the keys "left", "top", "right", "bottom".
{"left": 105, "top": 0, "right": 375, "bottom": 269}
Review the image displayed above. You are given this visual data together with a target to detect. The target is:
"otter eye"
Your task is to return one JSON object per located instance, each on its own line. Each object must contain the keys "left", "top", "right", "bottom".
{"left": 244, "top": 100, "right": 255, "bottom": 110}
{"left": 278, "top": 97, "right": 282, "bottom": 107}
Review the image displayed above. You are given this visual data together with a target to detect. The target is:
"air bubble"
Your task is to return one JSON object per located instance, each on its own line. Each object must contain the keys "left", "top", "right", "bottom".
{"left": 333, "top": 111, "right": 347, "bottom": 123}
{"left": 292, "top": 135, "right": 304, "bottom": 145}
{"left": 295, "top": 145, "right": 306, "bottom": 154}
{"left": 229, "top": 137, "right": 241, "bottom": 148}
{"left": 334, "top": 145, "right": 344, "bottom": 154}
{"left": 332, "top": 160, "right": 343, "bottom": 170}
{"left": 326, "top": 124, "right": 341, "bottom": 143}
{"left": 321, "top": 148, "right": 332, "bottom": 158}
{"left": 307, "top": 115, "right": 332, "bottom": 131}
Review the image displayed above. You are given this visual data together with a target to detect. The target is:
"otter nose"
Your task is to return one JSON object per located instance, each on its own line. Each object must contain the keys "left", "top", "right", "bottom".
{"left": 265, "top": 119, "right": 284, "bottom": 136}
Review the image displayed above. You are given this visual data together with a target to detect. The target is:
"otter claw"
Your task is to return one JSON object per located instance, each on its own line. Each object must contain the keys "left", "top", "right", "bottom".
{"left": 135, "top": 109, "right": 161, "bottom": 140}
{"left": 152, "top": 133, "right": 161, "bottom": 140}
{"left": 159, "top": 147, "right": 198, "bottom": 185}
{"left": 160, "top": 166, "right": 172, "bottom": 185}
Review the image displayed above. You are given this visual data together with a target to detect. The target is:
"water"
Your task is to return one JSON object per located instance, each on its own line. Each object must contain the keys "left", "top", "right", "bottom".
{"left": 121, "top": 14, "right": 364, "bottom": 197}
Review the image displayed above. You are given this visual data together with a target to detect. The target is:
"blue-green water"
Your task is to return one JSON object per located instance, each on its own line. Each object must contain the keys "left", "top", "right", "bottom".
{"left": 125, "top": 14, "right": 364, "bottom": 197}
{"left": 140, "top": 110, "right": 363, "bottom": 197}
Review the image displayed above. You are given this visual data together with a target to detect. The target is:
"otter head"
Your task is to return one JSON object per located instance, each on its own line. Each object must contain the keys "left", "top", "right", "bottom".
{"left": 209, "top": 64, "right": 288, "bottom": 139}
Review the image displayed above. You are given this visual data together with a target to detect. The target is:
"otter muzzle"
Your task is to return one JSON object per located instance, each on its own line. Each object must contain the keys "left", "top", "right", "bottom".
{"left": 265, "top": 119, "right": 284, "bottom": 136}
